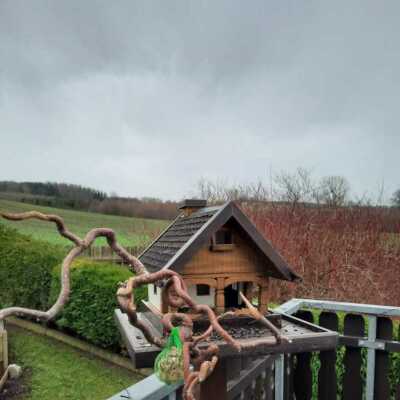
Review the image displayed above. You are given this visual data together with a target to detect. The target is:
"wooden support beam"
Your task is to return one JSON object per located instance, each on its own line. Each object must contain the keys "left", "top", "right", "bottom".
{"left": 215, "top": 277, "right": 225, "bottom": 314}
{"left": 259, "top": 279, "right": 270, "bottom": 314}
{"left": 160, "top": 288, "right": 169, "bottom": 314}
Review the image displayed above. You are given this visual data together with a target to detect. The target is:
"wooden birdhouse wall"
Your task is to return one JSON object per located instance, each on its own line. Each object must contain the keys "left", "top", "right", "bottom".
{"left": 182, "top": 222, "right": 271, "bottom": 279}
{"left": 180, "top": 222, "right": 271, "bottom": 313}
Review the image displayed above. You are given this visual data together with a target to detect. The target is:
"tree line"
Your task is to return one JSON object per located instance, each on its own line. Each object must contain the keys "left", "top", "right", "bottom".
{"left": 196, "top": 170, "right": 400, "bottom": 233}
{"left": 0, "top": 181, "right": 179, "bottom": 220}
{"left": 197, "top": 168, "right": 400, "bottom": 208}
{"left": 1, "top": 172, "right": 398, "bottom": 221}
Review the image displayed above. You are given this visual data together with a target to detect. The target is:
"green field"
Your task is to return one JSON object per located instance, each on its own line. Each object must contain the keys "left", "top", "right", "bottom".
{"left": 0, "top": 199, "right": 169, "bottom": 247}
{"left": 5, "top": 325, "right": 141, "bottom": 400}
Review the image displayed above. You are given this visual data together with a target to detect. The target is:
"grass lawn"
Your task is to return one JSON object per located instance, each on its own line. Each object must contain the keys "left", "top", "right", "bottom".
{"left": 0, "top": 199, "right": 169, "bottom": 247}
{"left": 3, "top": 326, "right": 142, "bottom": 400}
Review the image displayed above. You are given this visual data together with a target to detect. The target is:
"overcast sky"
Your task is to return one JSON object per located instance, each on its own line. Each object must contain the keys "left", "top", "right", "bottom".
{"left": 0, "top": 1, "right": 399, "bottom": 201}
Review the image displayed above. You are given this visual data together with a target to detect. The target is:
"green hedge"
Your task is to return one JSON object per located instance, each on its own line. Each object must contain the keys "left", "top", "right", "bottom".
{"left": 0, "top": 223, "right": 63, "bottom": 310}
{"left": 0, "top": 223, "right": 148, "bottom": 351}
{"left": 50, "top": 258, "right": 148, "bottom": 350}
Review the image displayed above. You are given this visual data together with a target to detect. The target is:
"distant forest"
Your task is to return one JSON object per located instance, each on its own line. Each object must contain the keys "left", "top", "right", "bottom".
{"left": 0, "top": 181, "right": 179, "bottom": 220}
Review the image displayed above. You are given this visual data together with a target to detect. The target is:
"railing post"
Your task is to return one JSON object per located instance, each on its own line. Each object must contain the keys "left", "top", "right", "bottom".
{"left": 275, "top": 354, "right": 284, "bottom": 400}
{"left": 366, "top": 315, "right": 377, "bottom": 400}
{"left": 0, "top": 320, "right": 7, "bottom": 374}
{"left": 200, "top": 357, "right": 228, "bottom": 400}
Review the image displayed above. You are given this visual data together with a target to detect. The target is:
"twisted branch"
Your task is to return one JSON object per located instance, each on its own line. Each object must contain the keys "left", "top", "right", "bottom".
{"left": 0, "top": 210, "right": 237, "bottom": 399}
{"left": 0, "top": 212, "right": 146, "bottom": 321}
{"left": 0, "top": 210, "right": 284, "bottom": 400}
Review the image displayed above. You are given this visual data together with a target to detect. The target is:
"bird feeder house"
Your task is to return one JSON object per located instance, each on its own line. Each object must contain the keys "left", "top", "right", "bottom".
{"left": 115, "top": 201, "right": 338, "bottom": 373}
{"left": 139, "top": 200, "right": 299, "bottom": 315}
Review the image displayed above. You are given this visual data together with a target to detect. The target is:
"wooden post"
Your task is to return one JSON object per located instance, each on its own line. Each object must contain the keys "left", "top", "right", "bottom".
{"left": 0, "top": 320, "right": 7, "bottom": 375}
{"left": 160, "top": 288, "right": 170, "bottom": 314}
{"left": 258, "top": 279, "right": 270, "bottom": 314}
{"left": 215, "top": 278, "right": 225, "bottom": 314}
{"left": 244, "top": 282, "right": 253, "bottom": 302}
{"left": 200, "top": 358, "right": 228, "bottom": 400}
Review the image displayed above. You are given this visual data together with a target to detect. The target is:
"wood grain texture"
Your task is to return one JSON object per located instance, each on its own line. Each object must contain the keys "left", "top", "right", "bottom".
{"left": 200, "top": 357, "right": 228, "bottom": 400}
{"left": 343, "top": 314, "right": 365, "bottom": 400}
{"left": 182, "top": 226, "right": 271, "bottom": 276}
{"left": 318, "top": 312, "right": 339, "bottom": 400}
{"left": 374, "top": 317, "right": 392, "bottom": 400}
{"left": 293, "top": 311, "right": 314, "bottom": 400}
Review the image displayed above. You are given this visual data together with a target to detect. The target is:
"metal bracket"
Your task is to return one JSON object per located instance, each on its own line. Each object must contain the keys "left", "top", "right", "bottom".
{"left": 358, "top": 339, "right": 385, "bottom": 350}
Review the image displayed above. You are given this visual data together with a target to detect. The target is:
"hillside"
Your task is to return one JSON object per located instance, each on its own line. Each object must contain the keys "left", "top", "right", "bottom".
{"left": 0, "top": 199, "right": 169, "bottom": 247}
{"left": 0, "top": 181, "right": 179, "bottom": 220}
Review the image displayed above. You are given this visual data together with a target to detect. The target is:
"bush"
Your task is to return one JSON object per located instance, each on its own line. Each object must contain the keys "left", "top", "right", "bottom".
{"left": 0, "top": 223, "right": 63, "bottom": 310}
{"left": 246, "top": 204, "right": 400, "bottom": 306}
{"left": 50, "top": 258, "right": 148, "bottom": 350}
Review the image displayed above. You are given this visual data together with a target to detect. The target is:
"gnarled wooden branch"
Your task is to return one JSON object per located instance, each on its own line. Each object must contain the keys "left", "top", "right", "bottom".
{"left": 0, "top": 212, "right": 146, "bottom": 321}
{"left": 239, "top": 292, "right": 291, "bottom": 345}
{"left": 0, "top": 210, "right": 285, "bottom": 400}
{"left": 0, "top": 210, "right": 239, "bottom": 400}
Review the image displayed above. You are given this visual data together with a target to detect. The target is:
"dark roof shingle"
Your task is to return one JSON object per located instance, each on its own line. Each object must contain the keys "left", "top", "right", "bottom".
{"left": 139, "top": 206, "right": 221, "bottom": 272}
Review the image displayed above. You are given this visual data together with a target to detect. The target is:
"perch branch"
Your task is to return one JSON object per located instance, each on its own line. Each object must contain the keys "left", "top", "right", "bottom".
{"left": 0, "top": 210, "right": 286, "bottom": 400}
{"left": 0, "top": 210, "right": 239, "bottom": 400}
{"left": 239, "top": 291, "right": 290, "bottom": 344}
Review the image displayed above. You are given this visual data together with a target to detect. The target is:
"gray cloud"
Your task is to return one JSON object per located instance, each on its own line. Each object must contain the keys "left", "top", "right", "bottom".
{"left": 0, "top": 0, "right": 399, "bottom": 201}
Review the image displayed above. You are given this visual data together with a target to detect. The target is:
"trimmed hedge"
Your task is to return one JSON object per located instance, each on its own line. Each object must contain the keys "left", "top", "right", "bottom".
{"left": 0, "top": 223, "right": 63, "bottom": 310}
{"left": 0, "top": 223, "right": 148, "bottom": 350}
{"left": 50, "top": 258, "right": 148, "bottom": 350}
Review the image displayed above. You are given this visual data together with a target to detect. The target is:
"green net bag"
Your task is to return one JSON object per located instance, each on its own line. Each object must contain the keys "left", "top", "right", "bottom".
{"left": 154, "top": 327, "right": 184, "bottom": 384}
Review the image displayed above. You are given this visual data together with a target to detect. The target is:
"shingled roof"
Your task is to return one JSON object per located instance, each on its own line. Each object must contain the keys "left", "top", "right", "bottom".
{"left": 139, "top": 201, "right": 300, "bottom": 281}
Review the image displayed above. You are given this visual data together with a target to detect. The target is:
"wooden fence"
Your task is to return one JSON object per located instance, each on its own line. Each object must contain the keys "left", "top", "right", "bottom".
{"left": 81, "top": 245, "right": 146, "bottom": 263}
{"left": 277, "top": 299, "right": 400, "bottom": 400}
{"left": 221, "top": 308, "right": 399, "bottom": 399}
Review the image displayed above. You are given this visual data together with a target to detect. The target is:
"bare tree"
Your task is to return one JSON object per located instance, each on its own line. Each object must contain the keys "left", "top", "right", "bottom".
{"left": 197, "top": 169, "right": 356, "bottom": 209}
{"left": 317, "top": 176, "right": 350, "bottom": 207}
{"left": 273, "top": 168, "right": 317, "bottom": 204}
{"left": 197, "top": 178, "right": 270, "bottom": 204}
{"left": 392, "top": 189, "right": 400, "bottom": 207}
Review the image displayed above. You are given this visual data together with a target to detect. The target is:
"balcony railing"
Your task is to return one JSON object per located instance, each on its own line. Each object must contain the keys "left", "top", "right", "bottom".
{"left": 275, "top": 299, "right": 400, "bottom": 400}
{"left": 108, "top": 299, "right": 400, "bottom": 400}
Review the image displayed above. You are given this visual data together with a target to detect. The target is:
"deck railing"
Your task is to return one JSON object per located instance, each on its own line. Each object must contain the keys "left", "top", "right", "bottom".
{"left": 275, "top": 299, "right": 400, "bottom": 400}
{"left": 107, "top": 373, "right": 183, "bottom": 400}
{"left": 108, "top": 299, "right": 400, "bottom": 400}
{"left": 108, "top": 355, "right": 276, "bottom": 400}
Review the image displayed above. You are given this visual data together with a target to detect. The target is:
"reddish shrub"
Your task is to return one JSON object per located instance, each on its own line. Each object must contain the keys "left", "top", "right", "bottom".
{"left": 244, "top": 204, "right": 400, "bottom": 306}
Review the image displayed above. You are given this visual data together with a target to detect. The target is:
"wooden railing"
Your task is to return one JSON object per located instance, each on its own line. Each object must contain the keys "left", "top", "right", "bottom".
{"left": 80, "top": 245, "right": 146, "bottom": 262}
{"left": 108, "top": 355, "right": 276, "bottom": 400}
{"left": 108, "top": 299, "right": 400, "bottom": 400}
{"left": 275, "top": 299, "right": 400, "bottom": 400}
